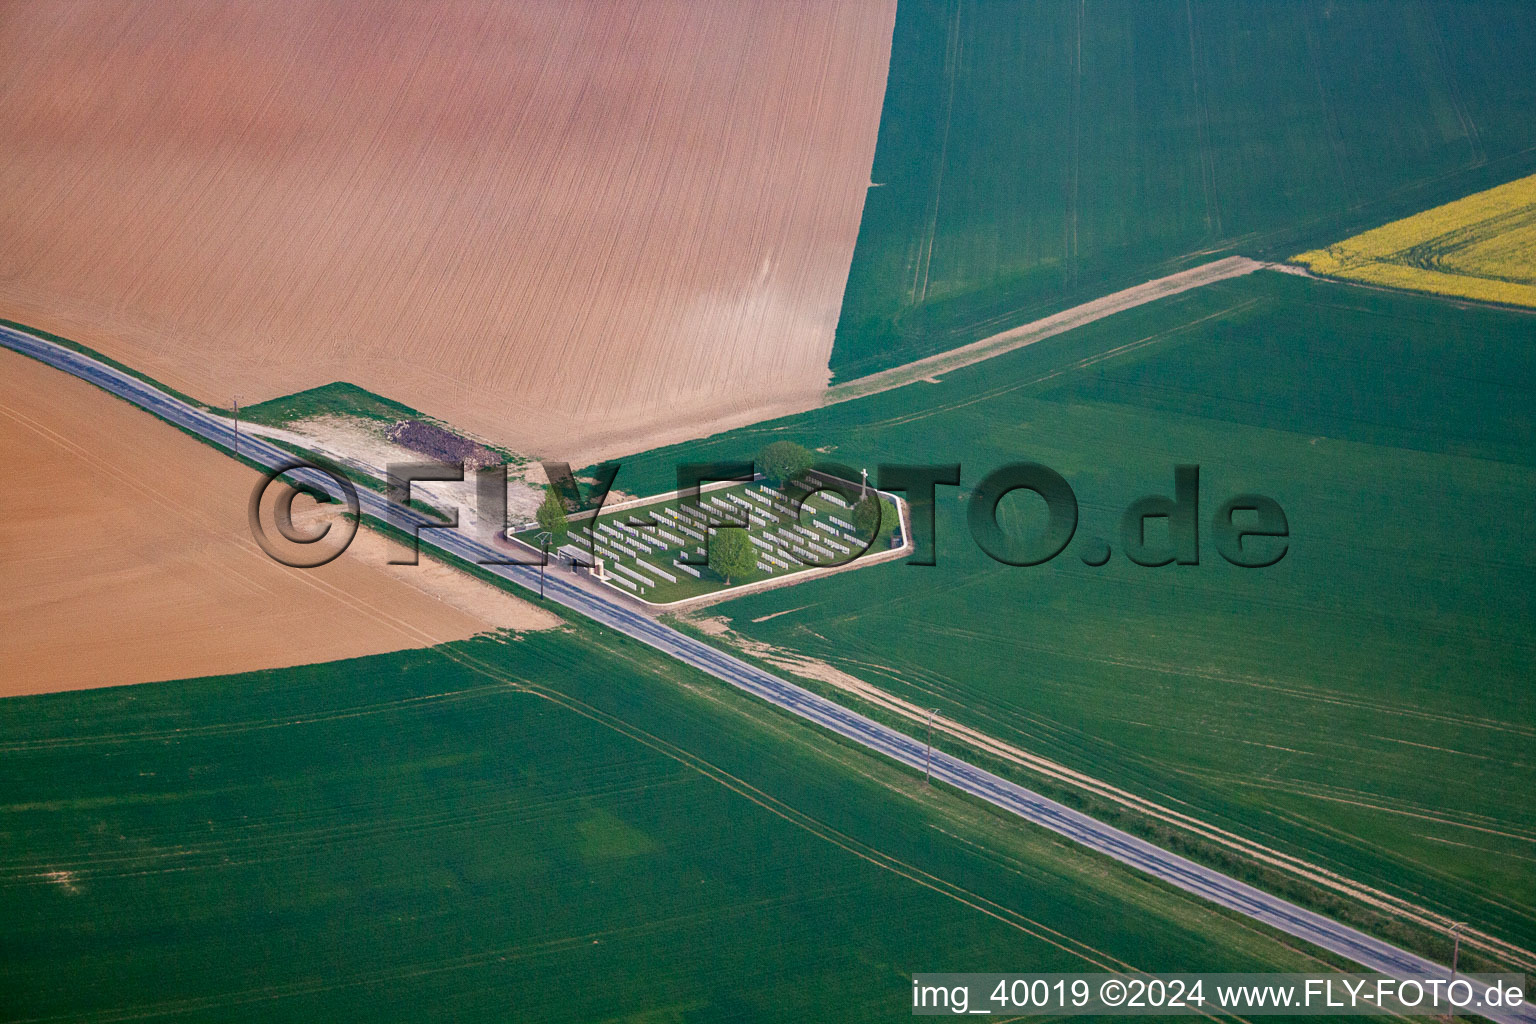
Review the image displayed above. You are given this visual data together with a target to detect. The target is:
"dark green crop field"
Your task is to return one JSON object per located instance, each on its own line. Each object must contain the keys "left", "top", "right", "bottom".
{"left": 608, "top": 272, "right": 1536, "bottom": 953}
{"left": 235, "top": 381, "right": 424, "bottom": 428}
{"left": 0, "top": 620, "right": 1343, "bottom": 1022}
{"left": 833, "top": 0, "right": 1536, "bottom": 379}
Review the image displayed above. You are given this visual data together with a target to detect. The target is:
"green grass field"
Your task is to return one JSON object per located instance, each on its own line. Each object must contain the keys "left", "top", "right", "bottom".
{"left": 607, "top": 272, "right": 1536, "bottom": 953}
{"left": 236, "top": 381, "right": 425, "bottom": 428}
{"left": 0, "top": 620, "right": 1351, "bottom": 1021}
{"left": 832, "top": 0, "right": 1536, "bottom": 379}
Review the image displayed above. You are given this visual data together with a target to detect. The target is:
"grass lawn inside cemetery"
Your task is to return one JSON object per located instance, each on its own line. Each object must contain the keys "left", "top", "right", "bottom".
{"left": 515, "top": 479, "right": 904, "bottom": 605}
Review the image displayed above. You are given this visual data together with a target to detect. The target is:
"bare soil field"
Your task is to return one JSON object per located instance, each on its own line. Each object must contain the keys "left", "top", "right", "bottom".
{"left": 0, "top": 0, "right": 896, "bottom": 464}
{"left": 0, "top": 348, "right": 555, "bottom": 698}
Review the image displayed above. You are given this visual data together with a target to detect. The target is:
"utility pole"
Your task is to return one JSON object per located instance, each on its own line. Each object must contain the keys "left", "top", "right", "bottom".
{"left": 537, "top": 533, "right": 551, "bottom": 599}
{"left": 1447, "top": 922, "right": 1464, "bottom": 1023}
{"left": 924, "top": 708, "right": 939, "bottom": 784}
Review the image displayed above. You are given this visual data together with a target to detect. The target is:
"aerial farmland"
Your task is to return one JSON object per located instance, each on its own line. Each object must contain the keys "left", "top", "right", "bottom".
{"left": 0, "top": 0, "right": 896, "bottom": 463}
{"left": 0, "top": 344, "right": 555, "bottom": 696}
{"left": 1296, "top": 172, "right": 1536, "bottom": 307}
{"left": 3, "top": 2, "right": 1536, "bottom": 1021}
{"left": 832, "top": 0, "right": 1536, "bottom": 379}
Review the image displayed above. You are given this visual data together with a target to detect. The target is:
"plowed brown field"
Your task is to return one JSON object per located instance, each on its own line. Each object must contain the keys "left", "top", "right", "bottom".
{"left": 0, "top": 348, "right": 555, "bottom": 697}
{"left": 0, "top": 0, "right": 896, "bottom": 463}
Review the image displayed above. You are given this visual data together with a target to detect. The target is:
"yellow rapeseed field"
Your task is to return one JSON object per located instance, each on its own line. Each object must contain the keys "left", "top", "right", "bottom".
{"left": 1294, "top": 173, "right": 1536, "bottom": 308}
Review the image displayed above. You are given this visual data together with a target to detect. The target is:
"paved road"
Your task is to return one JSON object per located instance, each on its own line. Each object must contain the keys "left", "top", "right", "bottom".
{"left": 5, "top": 323, "right": 1529, "bottom": 1023}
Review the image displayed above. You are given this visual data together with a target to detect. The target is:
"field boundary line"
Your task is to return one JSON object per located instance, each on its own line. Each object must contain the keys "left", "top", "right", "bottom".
{"left": 825, "top": 255, "right": 1267, "bottom": 405}
{"left": 9, "top": 322, "right": 1536, "bottom": 1023}
{"left": 700, "top": 622, "right": 1536, "bottom": 973}
{"left": 1280, "top": 262, "right": 1536, "bottom": 317}
{"left": 520, "top": 679, "right": 1132, "bottom": 974}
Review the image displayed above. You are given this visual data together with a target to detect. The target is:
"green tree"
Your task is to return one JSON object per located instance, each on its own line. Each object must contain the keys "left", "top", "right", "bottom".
{"left": 853, "top": 494, "right": 882, "bottom": 537}
{"left": 708, "top": 528, "right": 755, "bottom": 584}
{"left": 535, "top": 486, "right": 568, "bottom": 543}
{"left": 758, "top": 441, "right": 813, "bottom": 487}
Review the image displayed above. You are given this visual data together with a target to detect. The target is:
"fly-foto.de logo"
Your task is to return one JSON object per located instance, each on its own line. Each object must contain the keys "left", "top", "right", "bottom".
{"left": 880, "top": 463, "right": 1288, "bottom": 569}
{"left": 248, "top": 459, "right": 1287, "bottom": 572}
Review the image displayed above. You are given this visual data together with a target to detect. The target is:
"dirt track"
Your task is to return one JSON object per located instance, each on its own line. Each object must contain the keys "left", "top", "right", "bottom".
{"left": 0, "top": 0, "right": 896, "bottom": 465}
{"left": 825, "top": 256, "right": 1267, "bottom": 404}
{"left": 0, "top": 347, "right": 554, "bottom": 697}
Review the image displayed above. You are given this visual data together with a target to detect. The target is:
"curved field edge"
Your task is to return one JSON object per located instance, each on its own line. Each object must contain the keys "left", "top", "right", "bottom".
{"left": 0, "top": 287, "right": 1511, "bottom": 994}
{"left": 0, "top": 344, "right": 545, "bottom": 695}
{"left": 5, "top": 272, "right": 1525, "bottom": 977}
{"left": 0, "top": 624, "right": 1357, "bottom": 1021}
{"left": 0, "top": 319, "right": 490, "bottom": 523}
